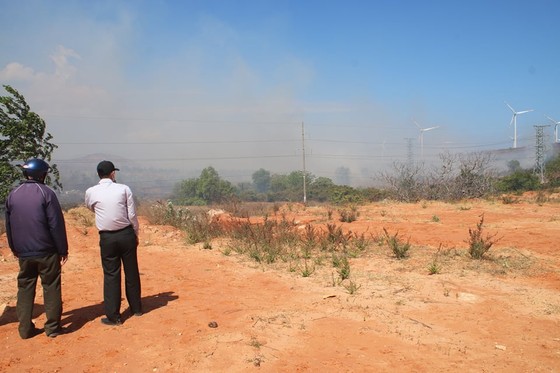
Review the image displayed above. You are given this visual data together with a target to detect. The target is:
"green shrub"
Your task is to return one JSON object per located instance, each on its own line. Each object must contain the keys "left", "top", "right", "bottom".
{"left": 342, "top": 280, "right": 361, "bottom": 294}
{"left": 495, "top": 169, "right": 539, "bottom": 193}
{"left": 467, "top": 214, "right": 499, "bottom": 259}
{"left": 332, "top": 254, "right": 351, "bottom": 280}
{"left": 338, "top": 206, "right": 359, "bottom": 223}
{"left": 383, "top": 228, "right": 411, "bottom": 259}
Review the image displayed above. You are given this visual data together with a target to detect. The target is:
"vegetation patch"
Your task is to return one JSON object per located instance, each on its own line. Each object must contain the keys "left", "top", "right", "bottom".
{"left": 383, "top": 228, "right": 411, "bottom": 259}
{"left": 466, "top": 214, "right": 500, "bottom": 259}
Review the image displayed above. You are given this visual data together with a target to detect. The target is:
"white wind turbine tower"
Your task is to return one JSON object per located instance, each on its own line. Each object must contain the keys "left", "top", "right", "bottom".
{"left": 414, "top": 120, "right": 439, "bottom": 159}
{"left": 505, "top": 102, "right": 533, "bottom": 148}
{"left": 545, "top": 115, "right": 560, "bottom": 143}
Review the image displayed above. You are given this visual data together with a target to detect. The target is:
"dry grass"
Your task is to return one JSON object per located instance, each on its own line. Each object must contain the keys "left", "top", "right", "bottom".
{"left": 142, "top": 201, "right": 546, "bottom": 287}
{"left": 66, "top": 206, "right": 95, "bottom": 235}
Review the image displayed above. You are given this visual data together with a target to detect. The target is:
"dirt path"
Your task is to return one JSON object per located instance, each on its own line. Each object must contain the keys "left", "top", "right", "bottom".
{"left": 1, "top": 199, "right": 559, "bottom": 372}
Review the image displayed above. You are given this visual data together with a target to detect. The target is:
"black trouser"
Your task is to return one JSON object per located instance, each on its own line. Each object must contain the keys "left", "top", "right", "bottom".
{"left": 17, "top": 253, "right": 62, "bottom": 338}
{"left": 99, "top": 225, "right": 142, "bottom": 320}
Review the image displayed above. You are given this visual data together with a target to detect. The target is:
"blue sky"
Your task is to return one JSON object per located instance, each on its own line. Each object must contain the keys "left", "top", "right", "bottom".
{"left": 1, "top": 0, "right": 559, "bottom": 184}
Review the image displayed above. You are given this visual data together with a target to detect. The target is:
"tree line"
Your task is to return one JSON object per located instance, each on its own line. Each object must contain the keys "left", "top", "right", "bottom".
{"left": 2, "top": 85, "right": 560, "bottom": 207}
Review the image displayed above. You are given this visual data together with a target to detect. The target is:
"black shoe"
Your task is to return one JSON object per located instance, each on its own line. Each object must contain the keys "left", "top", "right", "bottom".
{"left": 101, "top": 317, "right": 122, "bottom": 326}
{"left": 47, "top": 328, "right": 65, "bottom": 338}
{"left": 133, "top": 311, "right": 143, "bottom": 317}
{"left": 21, "top": 327, "right": 42, "bottom": 339}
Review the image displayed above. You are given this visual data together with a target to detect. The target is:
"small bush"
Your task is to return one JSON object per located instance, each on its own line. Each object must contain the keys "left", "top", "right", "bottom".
{"left": 300, "top": 260, "right": 315, "bottom": 277}
{"left": 326, "top": 208, "right": 334, "bottom": 220}
{"left": 342, "top": 280, "right": 361, "bottom": 294}
{"left": 428, "top": 261, "right": 441, "bottom": 275}
{"left": 333, "top": 254, "right": 351, "bottom": 280}
{"left": 349, "top": 232, "right": 370, "bottom": 254}
{"left": 501, "top": 195, "right": 519, "bottom": 204}
{"left": 383, "top": 228, "right": 411, "bottom": 259}
{"left": 467, "top": 214, "right": 499, "bottom": 259}
{"left": 325, "top": 223, "right": 349, "bottom": 249}
{"left": 428, "top": 244, "right": 443, "bottom": 274}
{"left": 535, "top": 191, "right": 548, "bottom": 205}
{"left": 144, "top": 200, "right": 192, "bottom": 228}
{"left": 338, "top": 206, "right": 359, "bottom": 223}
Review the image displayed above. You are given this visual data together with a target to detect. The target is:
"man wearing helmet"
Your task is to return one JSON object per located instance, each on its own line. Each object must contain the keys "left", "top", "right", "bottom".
{"left": 5, "top": 158, "right": 69, "bottom": 339}
{"left": 85, "top": 160, "right": 142, "bottom": 326}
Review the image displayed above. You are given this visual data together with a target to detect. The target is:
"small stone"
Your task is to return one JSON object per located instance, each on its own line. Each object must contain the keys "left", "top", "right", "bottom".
{"left": 495, "top": 344, "right": 506, "bottom": 351}
{"left": 208, "top": 321, "right": 218, "bottom": 328}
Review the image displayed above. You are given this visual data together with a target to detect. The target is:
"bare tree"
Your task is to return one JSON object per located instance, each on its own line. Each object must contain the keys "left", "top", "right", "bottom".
{"left": 381, "top": 161, "right": 425, "bottom": 202}
{"left": 382, "top": 151, "right": 496, "bottom": 202}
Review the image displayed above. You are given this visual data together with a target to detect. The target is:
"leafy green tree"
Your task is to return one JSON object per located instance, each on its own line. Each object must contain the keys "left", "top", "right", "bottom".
{"left": 172, "top": 178, "right": 204, "bottom": 205}
{"left": 198, "top": 166, "right": 234, "bottom": 203}
{"left": 0, "top": 85, "right": 61, "bottom": 202}
{"left": 308, "top": 176, "right": 335, "bottom": 202}
{"left": 359, "top": 187, "right": 390, "bottom": 202}
{"left": 286, "top": 170, "right": 314, "bottom": 189}
{"left": 545, "top": 154, "right": 560, "bottom": 187}
{"left": 270, "top": 174, "right": 289, "bottom": 193}
{"left": 329, "top": 185, "right": 364, "bottom": 205}
{"left": 252, "top": 168, "right": 271, "bottom": 193}
{"left": 495, "top": 169, "right": 539, "bottom": 193}
{"left": 172, "top": 166, "right": 235, "bottom": 205}
{"left": 267, "top": 171, "right": 315, "bottom": 202}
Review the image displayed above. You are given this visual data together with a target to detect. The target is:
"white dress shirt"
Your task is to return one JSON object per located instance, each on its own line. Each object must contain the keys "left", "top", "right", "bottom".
{"left": 85, "top": 178, "right": 139, "bottom": 234}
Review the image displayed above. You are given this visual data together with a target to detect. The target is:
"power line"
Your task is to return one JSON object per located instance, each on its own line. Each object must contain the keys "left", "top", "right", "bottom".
{"left": 44, "top": 114, "right": 302, "bottom": 126}
{"left": 53, "top": 154, "right": 300, "bottom": 163}
{"left": 57, "top": 139, "right": 299, "bottom": 145}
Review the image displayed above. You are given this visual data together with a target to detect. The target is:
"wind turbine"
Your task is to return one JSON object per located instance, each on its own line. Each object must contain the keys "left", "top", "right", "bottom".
{"left": 505, "top": 102, "right": 533, "bottom": 148}
{"left": 413, "top": 120, "right": 439, "bottom": 159}
{"left": 545, "top": 115, "right": 560, "bottom": 143}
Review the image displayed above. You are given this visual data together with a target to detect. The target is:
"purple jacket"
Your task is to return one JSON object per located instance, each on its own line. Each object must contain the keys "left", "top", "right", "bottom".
{"left": 5, "top": 180, "right": 69, "bottom": 258}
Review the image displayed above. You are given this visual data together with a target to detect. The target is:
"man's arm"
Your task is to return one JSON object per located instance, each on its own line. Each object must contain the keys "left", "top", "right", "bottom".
{"left": 84, "top": 188, "right": 95, "bottom": 211}
{"left": 4, "top": 198, "right": 16, "bottom": 255}
{"left": 126, "top": 186, "right": 139, "bottom": 235}
{"left": 45, "top": 189, "right": 69, "bottom": 257}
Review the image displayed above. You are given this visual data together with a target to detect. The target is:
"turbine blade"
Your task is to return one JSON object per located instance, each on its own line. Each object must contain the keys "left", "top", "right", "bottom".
{"left": 517, "top": 109, "right": 533, "bottom": 114}
{"left": 423, "top": 126, "right": 439, "bottom": 131}
{"left": 546, "top": 115, "right": 559, "bottom": 124}
{"left": 505, "top": 102, "right": 515, "bottom": 113}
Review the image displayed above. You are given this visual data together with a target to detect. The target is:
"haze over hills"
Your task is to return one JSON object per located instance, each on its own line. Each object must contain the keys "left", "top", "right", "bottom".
{"left": 56, "top": 153, "right": 180, "bottom": 204}
{"left": 2, "top": 1, "right": 559, "bottom": 199}
{"left": 52, "top": 140, "right": 560, "bottom": 207}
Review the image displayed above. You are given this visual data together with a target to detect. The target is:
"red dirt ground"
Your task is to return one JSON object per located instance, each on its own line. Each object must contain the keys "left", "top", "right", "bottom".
{"left": 1, "top": 197, "right": 559, "bottom": 372}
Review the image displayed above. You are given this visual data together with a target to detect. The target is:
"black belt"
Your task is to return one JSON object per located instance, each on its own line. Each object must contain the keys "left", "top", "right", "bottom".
{"left": 99, "top": 225, "right": 133, "bottom": 234}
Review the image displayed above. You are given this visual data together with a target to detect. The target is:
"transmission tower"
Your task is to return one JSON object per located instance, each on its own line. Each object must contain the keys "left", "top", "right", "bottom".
{"left": 405, "top": 138, "right": 414, "bottom": 166}
{"left": 534, "top": 124, "right": 550, "bottom": 183}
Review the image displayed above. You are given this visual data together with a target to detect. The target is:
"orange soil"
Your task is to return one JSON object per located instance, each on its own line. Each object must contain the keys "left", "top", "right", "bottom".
{"left": 0, "top": 197, "right": 559, "bottom": 372}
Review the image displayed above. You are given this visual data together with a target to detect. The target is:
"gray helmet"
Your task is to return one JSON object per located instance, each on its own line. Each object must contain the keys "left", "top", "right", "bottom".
{"left": 22, "top": 158, "right": 50, "bottom": 181}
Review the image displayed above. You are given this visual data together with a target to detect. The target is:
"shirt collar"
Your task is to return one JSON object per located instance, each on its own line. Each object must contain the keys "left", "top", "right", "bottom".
{"left": 99, "top": 178, "right": 114, "bottom": 185}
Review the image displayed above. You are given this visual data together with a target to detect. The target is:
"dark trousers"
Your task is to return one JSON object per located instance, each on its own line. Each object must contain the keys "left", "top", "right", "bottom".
{"left": 99, "top": 226, "right": 142, "bottom": 320}
{"left": 17, "top": 253, "right": 62, "bottom": 338}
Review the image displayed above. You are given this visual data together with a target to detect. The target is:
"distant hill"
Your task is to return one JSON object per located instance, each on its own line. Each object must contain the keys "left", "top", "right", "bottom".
{"left": 55, "top": 153, "right": 180, "bottom": 206}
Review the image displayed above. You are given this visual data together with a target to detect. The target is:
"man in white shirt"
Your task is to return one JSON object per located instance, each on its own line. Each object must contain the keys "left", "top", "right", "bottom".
{"left": 85, "top": 160, "right": 142, "bottom": 326}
